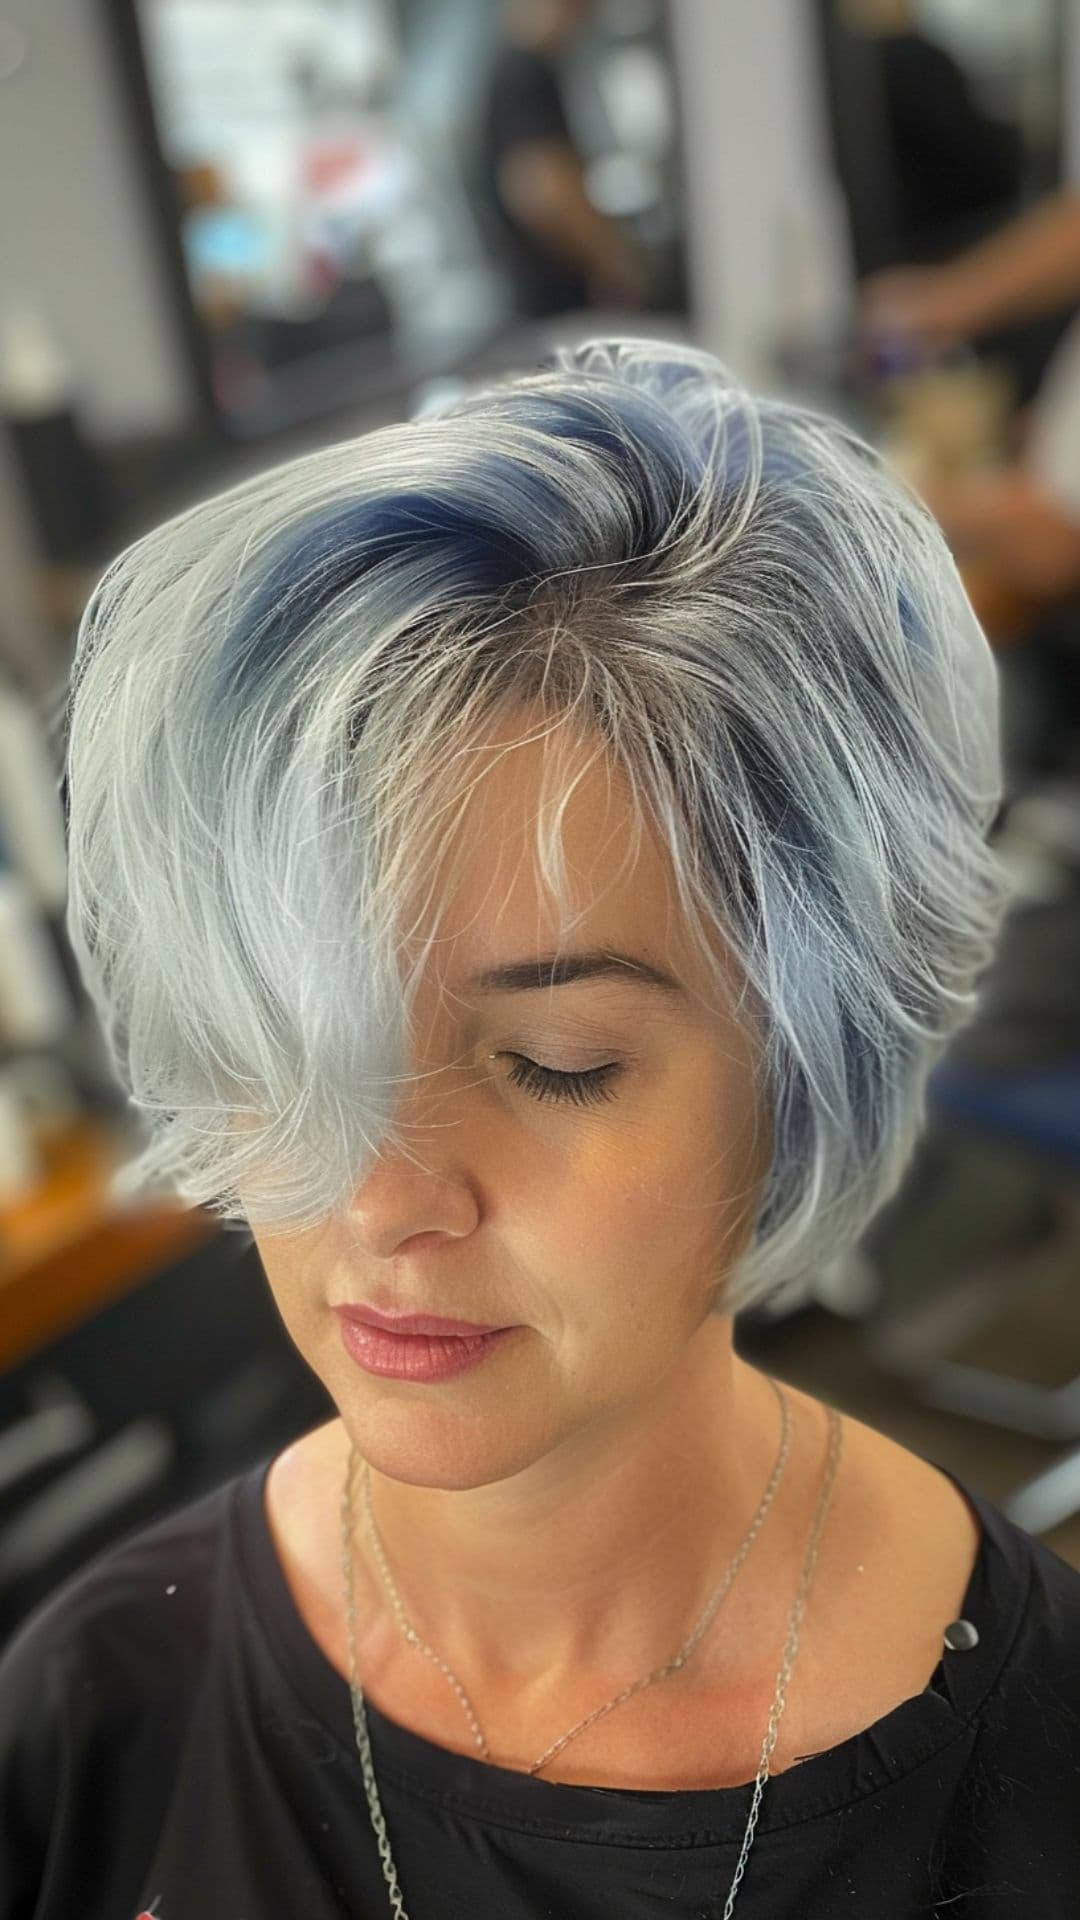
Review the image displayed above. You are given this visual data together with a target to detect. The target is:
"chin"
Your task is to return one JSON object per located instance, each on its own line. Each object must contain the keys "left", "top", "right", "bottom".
{"left": 340, "top": 1401, "right": 557, "bottom": 1495}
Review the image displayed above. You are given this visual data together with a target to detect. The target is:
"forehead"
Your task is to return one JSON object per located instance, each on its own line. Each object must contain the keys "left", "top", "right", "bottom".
{"left": 400, "top": 717, "right": 714, "bottom": 1006}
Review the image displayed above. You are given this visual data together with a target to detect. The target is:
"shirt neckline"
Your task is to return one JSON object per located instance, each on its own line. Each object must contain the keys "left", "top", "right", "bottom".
{"left": 236, "top": 1448, "right": 1030, "bottom": 1845}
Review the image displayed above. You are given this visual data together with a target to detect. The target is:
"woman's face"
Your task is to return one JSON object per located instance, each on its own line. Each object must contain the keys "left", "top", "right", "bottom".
{"left": 252, "top": 721, "right": 772, "bottom": 1492}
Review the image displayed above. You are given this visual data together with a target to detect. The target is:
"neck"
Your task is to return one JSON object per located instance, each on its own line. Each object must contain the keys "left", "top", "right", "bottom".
{"left": 348, "top": 1336, "right": 816, "bottom": 1707}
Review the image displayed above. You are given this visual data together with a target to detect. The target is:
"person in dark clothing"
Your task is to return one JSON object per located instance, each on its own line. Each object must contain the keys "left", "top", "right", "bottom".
{"left": 860, "top": 187, "right": 1080, "bottom": 776}
{"left": 476, "top": 0, "right": 648, "bottom": 318}
{"left": 878, "top": 33, "right": 1023, "bottom": 261}
{"left": 839, "top": 0, "right": 1023, "bottom": 265}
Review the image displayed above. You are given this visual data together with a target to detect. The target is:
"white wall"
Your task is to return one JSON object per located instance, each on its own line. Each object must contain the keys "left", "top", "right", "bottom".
{"left": 669, "top": 0, "right": 855, "bottom": 389}
{"left": 0, "top": 0, "right": 199, "bottom": 696}
{"left": 0, "top": 0, "right": 195, "bottom": 441}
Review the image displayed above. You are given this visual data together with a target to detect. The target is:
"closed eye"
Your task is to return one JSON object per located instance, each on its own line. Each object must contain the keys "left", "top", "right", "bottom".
{"left": 499, "top": 1054, "right": 623, "bottom": 1109}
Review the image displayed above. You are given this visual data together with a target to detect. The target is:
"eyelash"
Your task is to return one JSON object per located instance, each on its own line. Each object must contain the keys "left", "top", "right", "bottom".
{"left": 499, "top": 1054, "right": 622, "bottom": 1109}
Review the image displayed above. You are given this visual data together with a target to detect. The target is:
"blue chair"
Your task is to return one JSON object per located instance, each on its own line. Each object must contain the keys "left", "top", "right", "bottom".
{"left": 865, "top": 1048, "right": 1080, "bottom": 1535}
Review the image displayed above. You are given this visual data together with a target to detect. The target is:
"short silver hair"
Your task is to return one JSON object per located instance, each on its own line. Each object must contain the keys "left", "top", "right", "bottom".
{"left": 52, "top": 337, "right": 1012, "bottom": 1313}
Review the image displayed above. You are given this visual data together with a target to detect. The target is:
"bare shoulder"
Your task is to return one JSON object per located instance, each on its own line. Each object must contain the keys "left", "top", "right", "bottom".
{"left": 719, "top": 1379, "right": 980, "bottom": 1768}
{"left": 785, "top": 1378, "right": 983, "bottom": 1603}
{"left": 769, "top": 1382, "right": 984, "bottom": 1767}
{"left": 837, "top": 1392, "right": 983, "bottom": 1587}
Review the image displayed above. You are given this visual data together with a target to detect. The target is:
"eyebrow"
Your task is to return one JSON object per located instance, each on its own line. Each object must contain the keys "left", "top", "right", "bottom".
{"left": 465, "top": 949, "right": 687, "bottom": 997}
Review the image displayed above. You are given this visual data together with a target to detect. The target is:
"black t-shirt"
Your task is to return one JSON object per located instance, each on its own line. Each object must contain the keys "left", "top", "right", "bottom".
{"left": 476, "top": 43, "right": 589, "bottom": 319}
{"left": 2, "top": 1446, "right": 1080, "bottom": 1917}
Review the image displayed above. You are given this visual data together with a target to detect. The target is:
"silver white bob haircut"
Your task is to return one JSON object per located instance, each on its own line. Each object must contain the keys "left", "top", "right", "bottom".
{"left": 53, "top": 338, "right": 1013, "bottom": 1315}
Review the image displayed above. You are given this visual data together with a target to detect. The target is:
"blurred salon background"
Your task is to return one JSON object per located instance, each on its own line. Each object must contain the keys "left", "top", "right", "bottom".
{"left": 1, "top": 0, "right": 1080, "bottom": 1644}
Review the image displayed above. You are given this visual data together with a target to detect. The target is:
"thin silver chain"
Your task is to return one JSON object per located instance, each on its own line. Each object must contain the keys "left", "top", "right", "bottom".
{"left": 360, "top": 1376, "right": 792, "bottom": 1775}
{"left": 340, "top": 1380, "right": 844, "bottom": 1919}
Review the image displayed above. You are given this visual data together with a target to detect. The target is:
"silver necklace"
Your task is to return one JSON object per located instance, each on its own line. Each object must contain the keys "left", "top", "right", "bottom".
{"left": 339, "top": 1379, "right": 844, "bottom": 1919}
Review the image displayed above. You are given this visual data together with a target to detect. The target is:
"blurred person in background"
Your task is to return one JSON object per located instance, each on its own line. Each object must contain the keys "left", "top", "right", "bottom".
{"left": 839, "top": 0, "right": 1023, "bottom": 268}
{"left": 476, "top": 0, "right": 650, "bottom": 320}
{"left": 861, "top": 189, "right": 1080, "bottom": 628}
{"left": 861, "top": 189, "right": 1080, "bottom": 356}
{"left": 861, "top": 190, "right": 1080, "bottom": 783}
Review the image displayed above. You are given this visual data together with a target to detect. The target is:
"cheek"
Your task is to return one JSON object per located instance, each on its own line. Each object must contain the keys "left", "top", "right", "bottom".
{"left": 258, "top": 1262, "right": 311, "bottom": 1348}
{"left": 251, "top": 1229, "right": 333, "bottom": 1345}
{"left": 534, "top": 1150, "right": 706, "bottom": 1347}
{"left": 599, "top": 1100, "right": 760, "bottom": 1290}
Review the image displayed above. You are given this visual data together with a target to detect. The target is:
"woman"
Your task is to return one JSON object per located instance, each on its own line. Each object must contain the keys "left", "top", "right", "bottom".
{"left": 3, "top": 338, "right": 1079, "bottom": 1917}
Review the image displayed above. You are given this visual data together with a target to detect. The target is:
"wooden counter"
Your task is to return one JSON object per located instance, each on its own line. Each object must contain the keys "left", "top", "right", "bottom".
{"left": 0, "top": 1116, "right": 219, "bottom": 1373}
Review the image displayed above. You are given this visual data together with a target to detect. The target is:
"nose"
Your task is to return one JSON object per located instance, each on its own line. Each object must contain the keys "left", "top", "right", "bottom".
{"left": 344, "top": 1132, "right": 480, "bottom": 1262}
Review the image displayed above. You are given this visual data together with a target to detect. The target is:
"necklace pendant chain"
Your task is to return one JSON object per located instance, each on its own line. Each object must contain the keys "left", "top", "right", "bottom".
{"left": 340, "top": 1377, "right": 845, "bottom": 1918}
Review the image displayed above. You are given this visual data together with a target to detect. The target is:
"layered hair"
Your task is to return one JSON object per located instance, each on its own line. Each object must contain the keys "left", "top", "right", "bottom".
{"left": 49, "top": 337, "right": 1013, "bottom": 1313}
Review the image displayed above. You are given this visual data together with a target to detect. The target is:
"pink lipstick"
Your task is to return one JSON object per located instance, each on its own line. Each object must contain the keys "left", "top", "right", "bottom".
{"left": 334, "top": 1306, "right": 521, "bottom": 1382}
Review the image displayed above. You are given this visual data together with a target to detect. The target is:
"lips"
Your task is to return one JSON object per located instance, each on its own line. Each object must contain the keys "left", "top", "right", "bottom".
{"left": 335, "top": 1305, "right": 509, "bottom": 1338}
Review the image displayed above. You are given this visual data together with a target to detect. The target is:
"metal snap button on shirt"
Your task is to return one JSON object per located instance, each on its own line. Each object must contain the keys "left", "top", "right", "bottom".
{"left": 943, "top": 1619, "right": 980, "bottom": 1651}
